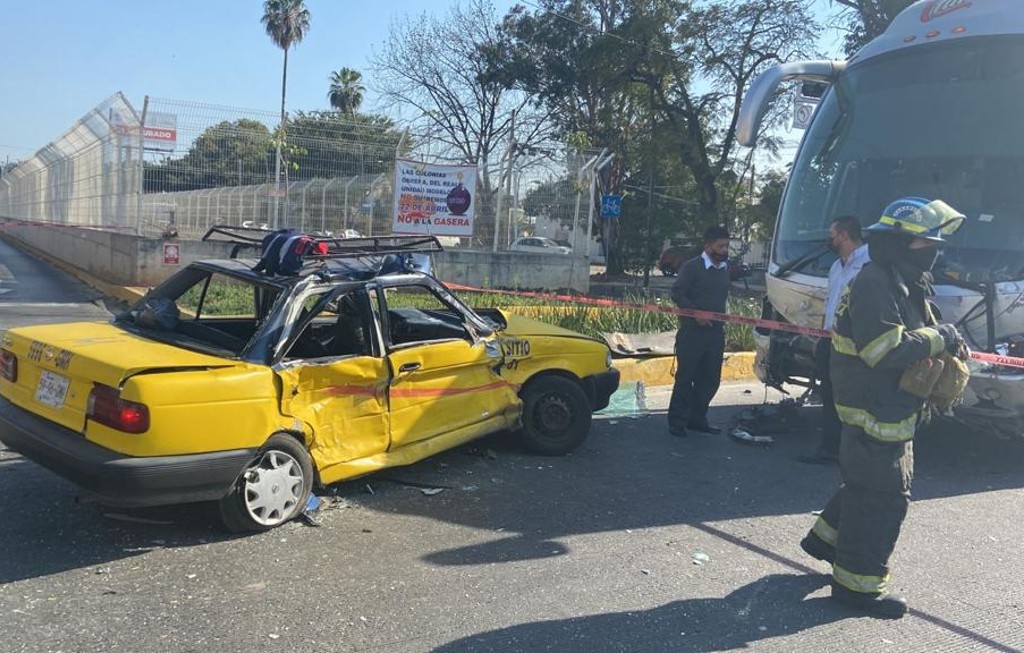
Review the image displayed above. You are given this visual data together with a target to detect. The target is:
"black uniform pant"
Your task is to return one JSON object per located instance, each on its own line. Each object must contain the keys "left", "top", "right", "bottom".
{"left": 815, "top": 338, "right": 841, "bottom": 456}
{"left": 668, "top": 326, "right": 725, "bottom": 431}
{"left": 811, "top": 424, "right": 914, "bottom": 594}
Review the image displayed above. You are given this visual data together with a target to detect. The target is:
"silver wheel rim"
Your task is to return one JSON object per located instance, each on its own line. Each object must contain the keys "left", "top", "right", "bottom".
{"left": 242, "top": 449, "right": 305, "bottom": 527}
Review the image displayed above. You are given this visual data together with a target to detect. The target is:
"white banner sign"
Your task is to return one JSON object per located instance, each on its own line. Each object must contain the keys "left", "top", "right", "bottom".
{"left": 109, "top": 109, "right": 178, "bottom": 152}
{"left": 392, "top": 159, "right": 477, "bottom": 237}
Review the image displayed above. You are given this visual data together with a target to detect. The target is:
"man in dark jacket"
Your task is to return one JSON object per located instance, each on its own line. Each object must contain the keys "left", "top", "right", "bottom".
{"left": 667, "top": 225, "right": 732, "bottom": 437}
{"left": 799, "top": 197, "right": 966, "bottom": 619}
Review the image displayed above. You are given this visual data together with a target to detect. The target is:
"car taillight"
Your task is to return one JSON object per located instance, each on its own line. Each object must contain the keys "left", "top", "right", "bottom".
{"left": 87, "top": 384, "right": 149, "bottom": 434}
{"left": 0, "top": 350, "right": 16, "bottom": 383}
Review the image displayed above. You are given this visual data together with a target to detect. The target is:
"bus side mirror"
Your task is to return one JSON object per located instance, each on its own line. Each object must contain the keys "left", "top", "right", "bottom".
{"left": 738, "top": 60, "right": 845, "bottom": 147}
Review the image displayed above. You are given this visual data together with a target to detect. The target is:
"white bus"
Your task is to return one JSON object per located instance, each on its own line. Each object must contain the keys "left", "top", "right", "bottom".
{"left": 738, "top": 0, "right": 1024, "bottom": 437}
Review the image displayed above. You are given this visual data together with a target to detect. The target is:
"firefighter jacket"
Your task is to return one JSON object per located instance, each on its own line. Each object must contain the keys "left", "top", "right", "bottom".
{"left": 829, "top": 262, "right": 945, "bottom": 442}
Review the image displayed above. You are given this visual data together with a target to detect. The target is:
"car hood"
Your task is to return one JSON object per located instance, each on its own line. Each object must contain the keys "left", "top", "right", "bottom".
{"left": 497, "top": 312, "right": 603, "bottom": 344}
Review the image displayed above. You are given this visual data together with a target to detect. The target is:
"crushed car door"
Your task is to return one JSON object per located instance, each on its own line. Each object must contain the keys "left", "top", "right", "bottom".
{"left": 378, "top": 283, "right": 518, "bottom": 449}
{"left": 276, "top": 288, "right": 390, "bottom": 469}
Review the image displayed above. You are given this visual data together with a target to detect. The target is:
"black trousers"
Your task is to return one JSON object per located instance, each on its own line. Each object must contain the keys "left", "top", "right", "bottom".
{"left": 668, "top": 326, "right": 725, "bottom": 431}
{"left": 811, "top": 424, "right": 914, "bottom": 594}
{"left": 816, "top": 338, "right": 841, "bottom": 456}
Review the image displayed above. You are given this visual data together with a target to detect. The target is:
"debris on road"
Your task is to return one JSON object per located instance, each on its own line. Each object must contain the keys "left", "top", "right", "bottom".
{"left": 729, "top": 428, "right": 775, "bottom": 446}
{"left": 299, "top": 494, "right": 324, "bottom": 527}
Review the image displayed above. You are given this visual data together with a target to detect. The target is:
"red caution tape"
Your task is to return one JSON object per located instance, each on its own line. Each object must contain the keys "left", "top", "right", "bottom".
{"left": 445, "top": 282, "right": 1024, "bottom": 371}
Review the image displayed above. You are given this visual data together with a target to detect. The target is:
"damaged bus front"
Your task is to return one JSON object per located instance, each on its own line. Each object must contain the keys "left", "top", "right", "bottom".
{"left": 737, "top": 0, "right": 1024, "bottom": 437}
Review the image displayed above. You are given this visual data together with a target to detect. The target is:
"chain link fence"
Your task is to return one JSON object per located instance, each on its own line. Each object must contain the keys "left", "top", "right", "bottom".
{"left": 0, "top": 93, "right": 142, "bottom": 230}
{"left": 0, "top": 95, "right": 607, "bottom": 254}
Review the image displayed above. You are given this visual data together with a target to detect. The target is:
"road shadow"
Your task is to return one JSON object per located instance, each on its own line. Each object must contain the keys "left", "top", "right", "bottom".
{"left": 0, "top": 454, "right": 242, "bottom": 584}
{"left": 431, "top": 573, "right": 840, "bottom": 652}
{"left": 1, "top": 393, "right": 1019, "bottom": 584}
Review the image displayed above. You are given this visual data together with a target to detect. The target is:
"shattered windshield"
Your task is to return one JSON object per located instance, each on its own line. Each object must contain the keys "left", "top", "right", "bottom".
{"left": 776, "top": 36, "right": 1024, "bottom": 283}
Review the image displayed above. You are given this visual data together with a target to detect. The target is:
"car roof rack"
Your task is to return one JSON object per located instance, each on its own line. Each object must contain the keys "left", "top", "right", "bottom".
{"left": 202, "top": 226, "right": 444, "bottom": 260}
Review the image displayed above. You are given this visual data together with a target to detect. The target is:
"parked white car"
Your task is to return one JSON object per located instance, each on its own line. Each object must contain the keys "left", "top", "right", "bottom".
{"left": 510, "top": 237, "right": 572, "bottom": 255}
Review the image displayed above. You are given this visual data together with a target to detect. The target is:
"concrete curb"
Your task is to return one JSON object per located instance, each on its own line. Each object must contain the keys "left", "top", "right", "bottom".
{"left": 613, "top": 352, "right": 757, "bottom": 386}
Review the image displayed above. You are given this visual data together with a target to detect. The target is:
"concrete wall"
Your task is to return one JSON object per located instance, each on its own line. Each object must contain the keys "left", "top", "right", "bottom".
{"left": 431, "top": 250, "right": 589, "bottom": 292}
{"left": 0, "top": 222, "right": 589, "bottom": 292}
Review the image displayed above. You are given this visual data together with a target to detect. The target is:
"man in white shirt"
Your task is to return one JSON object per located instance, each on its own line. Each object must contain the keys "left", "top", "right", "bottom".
{"left": 800, "top": 216, "right": 870, "bottom": 464}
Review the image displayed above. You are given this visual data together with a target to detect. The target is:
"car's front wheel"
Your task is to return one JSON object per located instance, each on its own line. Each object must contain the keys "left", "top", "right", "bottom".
{"left": 217, "top": 433, "right": 314, "bottom": 532}
{"left": 519, "top": 375, "right": 592, "bottom": 455}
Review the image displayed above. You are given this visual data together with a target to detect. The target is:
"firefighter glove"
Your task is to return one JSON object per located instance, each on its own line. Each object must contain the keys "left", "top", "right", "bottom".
{"left": 936, "top": 323, "right": 964, "bottom": 353}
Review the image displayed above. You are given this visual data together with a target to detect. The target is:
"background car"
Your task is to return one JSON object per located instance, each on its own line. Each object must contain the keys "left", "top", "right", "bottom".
{"left": 657, "top": 245, "right": 750, "bottom": 281}
{"left": 510, "top": 237, "right": 572, "bottom": 255}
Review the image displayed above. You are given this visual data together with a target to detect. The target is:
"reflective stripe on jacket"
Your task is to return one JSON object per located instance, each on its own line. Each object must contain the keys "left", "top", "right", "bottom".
{"left": 829, "top": 262, "right": 942, "bottom": 442}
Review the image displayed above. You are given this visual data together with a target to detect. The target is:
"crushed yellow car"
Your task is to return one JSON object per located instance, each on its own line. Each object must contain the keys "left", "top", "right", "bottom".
{"left": 0, "top": 231, "right": 618, "bottom": 532}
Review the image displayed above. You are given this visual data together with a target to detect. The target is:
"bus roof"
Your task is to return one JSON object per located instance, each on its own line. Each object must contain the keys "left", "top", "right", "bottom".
{"left": 853, "top": 0, "right": 1023, "bottom": 64}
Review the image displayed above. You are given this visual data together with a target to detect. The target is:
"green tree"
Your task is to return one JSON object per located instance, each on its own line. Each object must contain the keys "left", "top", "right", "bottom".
{"left": 491, "top": 0, "right": 816, "bottom": 274}
{"left": 144, "top": 119, "right": 273, "bottom": 192}
{"left": 830, "top": 0, "right": 915, "bottom": 55}
{"left": 286, "top": 110, "right": 408, "bottom": 180}
{"left": 262, "top": 0, "right": 312, "bottom": 224}
{"left": 1, "top": 160, "right": 21, "bottom": 176}
{"left": 371, "top": 0, "right": 552, "bottom": 247}
{"left": 327, "top": 67, "right": 365, "bottom": 115}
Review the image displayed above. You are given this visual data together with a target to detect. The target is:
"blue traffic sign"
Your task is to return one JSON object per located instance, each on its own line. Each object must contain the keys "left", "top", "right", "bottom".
{"left": 601, "top": 194, "right": 622, "bottom": 218}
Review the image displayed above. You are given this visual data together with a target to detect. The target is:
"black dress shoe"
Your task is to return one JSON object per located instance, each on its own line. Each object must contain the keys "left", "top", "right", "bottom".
{"left": 669, "top": 426, "right": 689, "bottom": 437}
{"left": 798, "top": 450, "right": 839, "bottom": 465}
{"left": 688, "top": 423, "right": 721, "bottom": 434}
{"left": 800, "top": 533, "right": 835, "bottom": 564}
{"left": 831, "top": 583, "right": 908, "bottom": 619}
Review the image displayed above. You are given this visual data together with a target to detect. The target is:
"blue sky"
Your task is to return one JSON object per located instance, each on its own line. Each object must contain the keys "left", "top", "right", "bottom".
{"left": 0, "top": 0, "right": 840, "bottom": 165}
{"left": 0, "top": 0, "right": 517, "bottom": 163}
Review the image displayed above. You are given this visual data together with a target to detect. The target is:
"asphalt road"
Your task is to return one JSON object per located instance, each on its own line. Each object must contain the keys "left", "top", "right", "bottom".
{"left": 1, "top": 241, "right": 1022, "bottom": 652}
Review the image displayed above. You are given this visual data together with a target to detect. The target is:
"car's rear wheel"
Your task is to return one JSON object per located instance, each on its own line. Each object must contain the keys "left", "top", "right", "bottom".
{"left": 519, "top": 375, "right": 592, "bottom": 455}
{"left": 217, "top": 434, "right": 313, "bottom": 532}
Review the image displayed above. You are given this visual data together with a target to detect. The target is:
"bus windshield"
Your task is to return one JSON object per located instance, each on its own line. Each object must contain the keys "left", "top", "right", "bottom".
{"left": 776, "top": 35, "right": 1024, "bottom": 283}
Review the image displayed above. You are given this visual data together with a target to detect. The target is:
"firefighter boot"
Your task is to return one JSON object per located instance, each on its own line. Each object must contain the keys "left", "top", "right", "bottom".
{"left": 800, "top": 531, "right": 835, "bottom": 564}
{"left": 831, "top": 583, "right": 908, "bottom": 619}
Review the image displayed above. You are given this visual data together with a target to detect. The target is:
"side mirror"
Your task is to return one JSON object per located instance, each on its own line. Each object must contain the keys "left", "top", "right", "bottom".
{"left": 738, "top": 60, "right": 846, "bottom": 147}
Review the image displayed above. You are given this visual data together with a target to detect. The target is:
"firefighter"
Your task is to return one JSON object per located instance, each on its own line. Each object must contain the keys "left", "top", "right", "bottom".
{"left": 798, "top": 196, "right": 966, "bottom": 619}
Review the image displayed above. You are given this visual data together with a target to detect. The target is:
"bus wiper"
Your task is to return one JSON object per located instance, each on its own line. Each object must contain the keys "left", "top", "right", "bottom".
{"left": 773, "top": 244, "right": 830, "bottom": 278}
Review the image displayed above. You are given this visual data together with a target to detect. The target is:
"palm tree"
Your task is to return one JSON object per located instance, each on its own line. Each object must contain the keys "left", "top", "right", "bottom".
{"left": 261, "top": 0, "right": 311, "bottom": 226}
{"left": 327, "top": 67, "right": 365, "bottom": 115}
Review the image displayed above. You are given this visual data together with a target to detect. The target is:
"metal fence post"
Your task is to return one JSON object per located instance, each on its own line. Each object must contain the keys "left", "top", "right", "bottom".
{"left": 137, "top": 96, "right": 148, "bottom": 236}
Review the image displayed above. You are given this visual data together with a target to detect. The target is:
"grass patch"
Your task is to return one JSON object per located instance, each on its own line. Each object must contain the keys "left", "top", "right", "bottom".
{"left": 466, "top": 291, "right": 760, "bottom": 352}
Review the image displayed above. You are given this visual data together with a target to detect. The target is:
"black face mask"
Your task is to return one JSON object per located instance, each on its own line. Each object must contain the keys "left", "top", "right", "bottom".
{"left": 905, "top": 246, "right": 939, "bottom": 274}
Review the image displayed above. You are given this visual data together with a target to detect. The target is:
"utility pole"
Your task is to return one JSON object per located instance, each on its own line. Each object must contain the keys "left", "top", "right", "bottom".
{"left": 642, "top": 159, "right": 654, "bottom": 293}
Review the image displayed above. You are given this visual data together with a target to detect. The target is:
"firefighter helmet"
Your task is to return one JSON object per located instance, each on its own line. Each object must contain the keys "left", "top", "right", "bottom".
{"left": 865, "top": 196, "right": 965, "bottom": 243}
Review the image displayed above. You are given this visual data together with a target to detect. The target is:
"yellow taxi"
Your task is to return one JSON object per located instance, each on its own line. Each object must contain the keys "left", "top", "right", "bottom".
{"left": 0, "top": 232, "right": 618, "bottom": 531}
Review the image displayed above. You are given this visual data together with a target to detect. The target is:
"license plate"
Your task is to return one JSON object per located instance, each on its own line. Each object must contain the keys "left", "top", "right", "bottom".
{"left": 35, "top": 371, "right": 70, "bottom": 408}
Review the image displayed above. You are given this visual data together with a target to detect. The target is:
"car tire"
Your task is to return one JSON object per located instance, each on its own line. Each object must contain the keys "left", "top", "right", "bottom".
{"left": 217, "top": 433, "right": 314, "bottom": 532}
{"left": 519, "top": 375, "right": 592, "bottom": 455}
{"left": 660, "top": 267, "right": 675, "bottom": 276}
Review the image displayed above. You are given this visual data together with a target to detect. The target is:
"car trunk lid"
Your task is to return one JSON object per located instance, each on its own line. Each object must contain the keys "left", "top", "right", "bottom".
{"left": 1, "top": 322, "right": 234, "bottom": 432}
